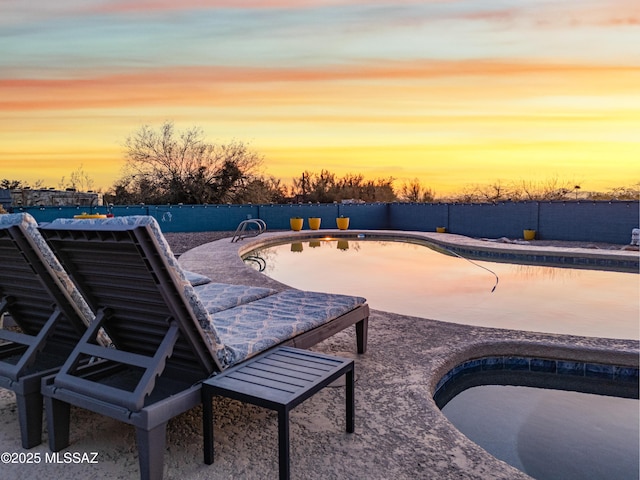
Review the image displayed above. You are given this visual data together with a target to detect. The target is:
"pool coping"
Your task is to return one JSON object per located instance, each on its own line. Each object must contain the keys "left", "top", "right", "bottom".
{"left": 181, "top": 229, "right": 639, "bottom": 287}
{"left": 177, "top": 229, "right": 640, "bottom": 479}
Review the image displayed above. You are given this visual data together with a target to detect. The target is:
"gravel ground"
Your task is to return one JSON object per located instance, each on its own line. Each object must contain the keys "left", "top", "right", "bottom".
{"left": 164, "top": 231, "right": 634, "bottom": 256}
{"left": 164, "top": 231, "right": 236, "bottom": 255}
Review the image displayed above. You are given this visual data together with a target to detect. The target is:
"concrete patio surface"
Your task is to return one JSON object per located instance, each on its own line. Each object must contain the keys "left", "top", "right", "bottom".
{"left": 0, "top": 230, "right": 637, "bottom": 479}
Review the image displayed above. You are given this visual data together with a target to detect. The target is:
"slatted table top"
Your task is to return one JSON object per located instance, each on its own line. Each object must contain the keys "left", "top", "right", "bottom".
{"left": 203, "top": 347, "right": 354, "bottom": 409}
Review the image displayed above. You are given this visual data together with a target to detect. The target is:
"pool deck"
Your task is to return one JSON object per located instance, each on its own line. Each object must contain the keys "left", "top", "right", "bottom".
{"left": 0, "top": 231, "right": 637, "bottom": 479}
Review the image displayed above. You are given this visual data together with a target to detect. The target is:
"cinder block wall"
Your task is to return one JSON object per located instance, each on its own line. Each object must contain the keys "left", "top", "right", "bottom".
{"left": 15, "top": 201, "right": 639, "bottom": 244}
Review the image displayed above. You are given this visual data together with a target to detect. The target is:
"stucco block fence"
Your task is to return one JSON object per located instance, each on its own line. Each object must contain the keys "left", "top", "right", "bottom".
{"left": 14, "top": 201, "right": 639, "bottom": 245}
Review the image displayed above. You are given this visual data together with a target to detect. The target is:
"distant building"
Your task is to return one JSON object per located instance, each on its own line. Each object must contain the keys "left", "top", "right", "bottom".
{"left": 8, "top": 188, "right": 103, "bottom": 207}
{"left": 0, "top": 189, "right": 11, "bottom": 211}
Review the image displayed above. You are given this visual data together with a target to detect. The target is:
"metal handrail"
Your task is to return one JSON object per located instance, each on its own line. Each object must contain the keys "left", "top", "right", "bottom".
{"left": 243, "top": 255, "right": 267, "bottom": 272}
{"left": 231, "top": 219, "right": 266, "bottom": 243}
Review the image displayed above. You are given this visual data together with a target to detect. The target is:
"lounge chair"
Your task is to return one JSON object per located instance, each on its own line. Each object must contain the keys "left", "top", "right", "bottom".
{"left": 39, "top": 215, "right": 369, "bottom": 480}
{"left": 0, "top": 213, "right": 95, "bottom": 448}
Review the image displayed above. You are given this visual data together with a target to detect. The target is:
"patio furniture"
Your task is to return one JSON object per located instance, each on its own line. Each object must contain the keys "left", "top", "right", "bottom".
{"left": 0, "top": 213, "right": 95, "bottom": 448}
{"left": 38, "top": 215, "right": 368, "bottom": 480}
{"left": 202, "top": 346, "right": 355, "bottom": 480}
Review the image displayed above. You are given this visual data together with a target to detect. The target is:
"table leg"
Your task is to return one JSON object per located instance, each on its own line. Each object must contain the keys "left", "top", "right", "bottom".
{"left": 346, "top": 367, "right": 355, "bottom": 433}
{"left": 278, "top": 408, "right": 290, "bottom": 480}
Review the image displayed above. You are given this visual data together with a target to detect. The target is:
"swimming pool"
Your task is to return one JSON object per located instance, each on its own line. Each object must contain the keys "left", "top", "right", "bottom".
{"left": 244, "top": 237, "right": 639, "bottom": 340}
{"left": 435, "top": 356, "right": 639, "bottom": 479}
{"left": 443, "top": 385, "right": 638, "bottom": 479}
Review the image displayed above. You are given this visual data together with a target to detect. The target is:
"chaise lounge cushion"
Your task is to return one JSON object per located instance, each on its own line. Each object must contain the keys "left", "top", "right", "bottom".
{"left": 193, "top": 282, "right": 278, "bottom": 313}
{"left": 205, "top": 289, "right": 366, "bottom": 367}
{"left": 183, "top": 270, "right": 212, "bottom": 286}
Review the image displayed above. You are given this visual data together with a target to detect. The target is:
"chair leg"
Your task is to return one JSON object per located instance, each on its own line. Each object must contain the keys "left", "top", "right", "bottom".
{"left": 356, "top": 318, "right": 368, "bottom": 354}
{"left": 202, "top": 393, "right": 214, "bottom": 465}
{"left": 44, "top": 396, "right": 71, "bottom": 452}
{"left": 16, "top": 392, "right": 43, "bottom": 449}
{"left": 136, "top": 423, "right": 167, "bottom": 480}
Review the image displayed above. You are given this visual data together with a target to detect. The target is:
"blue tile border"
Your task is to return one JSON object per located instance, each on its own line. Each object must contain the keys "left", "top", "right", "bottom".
{"left": 504, "top": 357, "right": 530, "bottom": 370}
{"left": 585, "top": 363, "right": 615, "bottom": 379}
{"left": 530, "top": 358, "right": 557, "bottom": 373}
{"left": 480, "top": 357, "right": 503, "bottom": 370}
{"left": 557, "top": 361, "right": 585, "bottom": 376}
{"left": 434, "top": 355, "right": 639, "bottom": 394}
{"left": 615, "top": 367, "right": 640, "bottom": 381}
{"left": 444, "top": 246, "right": 638, "bottom": 272}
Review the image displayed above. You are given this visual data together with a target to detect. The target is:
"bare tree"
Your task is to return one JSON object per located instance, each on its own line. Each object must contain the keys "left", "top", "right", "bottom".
{"left": 58, "top": 164, "right": 94, "bottom": 192}
{"left": 450, "top": 184, "right": 482, "bottom": 203}
{"left": 116, "top": 122, "right": 263, "bottom": 204}
{"left": 451, "top": 177, "right": 584, "bottom": 203}
{"left": 359, "top": 177, "right": 396, "bottom": 202}
{"left": 1, "top": 179, "right": 45, "bottom": 190}
{"left": 234, "top": 175, "right": 288, "bottom": 204}
{"left": 290, "top": 170, "right": 397, "bottom": 203}
{"left": 399, "top": 178, "right": 435, "bottom": 202}
{"left": 590, "top": 184, "right": 640, "bottom": 200}
{"left": 480, "top": 180, "right": 510, "bottom": 203}
{"left": 514, "top": 177, "right": 579, "bottom": 201}
{"left": 1, "top": 179, "right": 27, "bottom": 190}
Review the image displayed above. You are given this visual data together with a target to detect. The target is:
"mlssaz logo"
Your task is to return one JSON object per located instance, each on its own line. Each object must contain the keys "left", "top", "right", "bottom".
{"left": 45, "top": 452, "right": 99, "bottom": 464}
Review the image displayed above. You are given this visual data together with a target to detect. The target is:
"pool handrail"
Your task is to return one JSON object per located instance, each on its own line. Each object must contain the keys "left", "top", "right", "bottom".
{"left": 231, "top": 219, "right": 267, "bottom": 243}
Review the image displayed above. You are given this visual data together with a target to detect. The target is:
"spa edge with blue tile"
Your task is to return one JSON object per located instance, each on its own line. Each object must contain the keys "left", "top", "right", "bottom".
{"left": 434, "top": 355, "right": 640, "bottom": 394}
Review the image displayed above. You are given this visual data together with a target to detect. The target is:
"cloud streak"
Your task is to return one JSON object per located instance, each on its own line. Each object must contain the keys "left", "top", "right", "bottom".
{"left": 2, "top": 60, "right": 637, "bottom": 111}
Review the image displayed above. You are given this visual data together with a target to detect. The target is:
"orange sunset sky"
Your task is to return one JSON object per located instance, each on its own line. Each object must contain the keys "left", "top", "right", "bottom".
{"left": 1, "top": 0, "right": 639, "bottom": 196}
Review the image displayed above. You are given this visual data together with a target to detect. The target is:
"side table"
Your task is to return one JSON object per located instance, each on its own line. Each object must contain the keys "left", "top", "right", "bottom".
{"left": 202, "top": 346, "right": 355, "bottom": 480}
